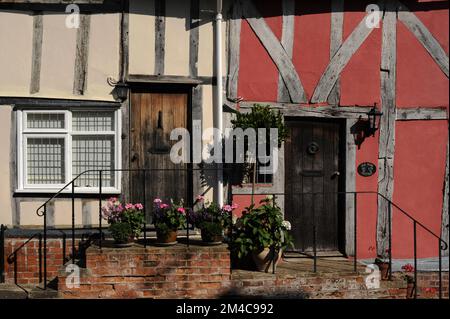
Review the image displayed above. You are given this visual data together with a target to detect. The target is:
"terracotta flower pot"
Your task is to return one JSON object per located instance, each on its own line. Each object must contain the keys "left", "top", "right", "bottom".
{"left": 156, "top": 229, "right": 177, "bottom": 245}
{"left": 252, "top": 247, "right": 282, "bottom": 273}
{"left": 406, "top": 281, "right": 416, "bottom": 299}
{"left": 113, "top": 236, "right": 134, "bottom": 248}
{"left": 376, "top": 262, "right": 390, "bottom": 280}
{"left": 201, "top": 229, "right": 223, "bottom": 245}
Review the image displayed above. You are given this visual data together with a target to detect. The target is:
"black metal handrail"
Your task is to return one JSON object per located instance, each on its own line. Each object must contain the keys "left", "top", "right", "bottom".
{"left": 18, "top": 168, "right": 448, "bottom": 299}
{"left": 6, "top": 232, "right": 43, "bottom": 286}
{"left": 232, "top": 191, "right": 449, "bottom": 299}
{"left": 0, "top": 224, "right": 6, "bottom": 283}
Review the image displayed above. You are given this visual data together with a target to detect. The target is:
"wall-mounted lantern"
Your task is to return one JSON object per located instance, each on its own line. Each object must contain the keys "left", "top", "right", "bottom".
{"left": 365, "top": 103, "right": 383, "bottom": 136}
{"left": 115, "top": 81, "right": 129, "bottom": 101}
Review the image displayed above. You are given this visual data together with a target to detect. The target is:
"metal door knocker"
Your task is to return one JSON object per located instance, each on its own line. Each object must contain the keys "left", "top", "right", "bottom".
{"left": 307, "top": 142, "right": 320, "bottom": 155}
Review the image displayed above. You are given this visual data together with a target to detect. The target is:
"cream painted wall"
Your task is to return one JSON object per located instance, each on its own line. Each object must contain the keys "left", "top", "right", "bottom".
{"left": 19, "top": 201, "right": 44, "bottom": 227}
{"left": 0, "top": 106, "right": 13, "bottom": 226}
{"left": 53, "top": 199, "right": 83, "bottom": 226}
{"left": 85, "top": 13, "right": 121, "bottom": 100}
{"left": 38, "top": 13, "right": 77, "bottom": 97}
{"left": 164, "top": 0, "right": 190, "bottom": 76}
{"left": 129, "top": 0, "right": 155, "bottom": 75}
{"left": 0, "top": 12, "right": 33, "bottom": 96}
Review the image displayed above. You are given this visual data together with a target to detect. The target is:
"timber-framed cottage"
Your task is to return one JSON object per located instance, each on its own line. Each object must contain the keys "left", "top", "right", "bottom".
{"left": 0, "top": 0, "right": 448, "bottom": 299}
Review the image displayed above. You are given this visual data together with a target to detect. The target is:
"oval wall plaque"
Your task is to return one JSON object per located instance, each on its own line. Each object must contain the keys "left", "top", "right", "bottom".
{"left": 358, "top": 162, "right": 377, "bottom": 177}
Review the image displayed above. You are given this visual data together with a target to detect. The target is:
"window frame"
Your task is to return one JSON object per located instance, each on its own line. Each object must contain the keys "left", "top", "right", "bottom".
{"left": 16, "top": 108, "right": 122, "bottom": 194}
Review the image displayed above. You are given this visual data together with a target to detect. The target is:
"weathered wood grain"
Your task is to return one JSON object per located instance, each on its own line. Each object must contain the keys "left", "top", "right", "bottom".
{"left": 73, "top": 14, "right": 91, "bottom": 95}
{"left": 345, "top": 118, "right": 357, "bottom": 255}
{"left": 397, "top": 0, "right": 449, "bottom": 78}
{"left": 277, "top": 0, "right": 295, "bottom": 103}
{"left": 120, "top": 0, "right": 129, "bottom": 81}
{"left": 154, "top": 0, "right": 166, "bottom": 75}
{"left": 328, "top": 0, "right": 344, "bottom": 106}
{"left": 241, "top": 0, "right": 307, "bottom": 103}
{"left": 30, "top": 12, "right": 43, "bottom": 94}
{"left": 441, "top": 141, "right": 449, "bottom": 256}
{"left": 396, "top": 107, "right": 448, "bottom": 120}
{"left": 240, "top": 102, "right": 372, "bottom": 119}
{"left": 227, "top": 0, "right": 242, "bottom": 102}
{"left": 311, "top": 1, "right": 381, "bottom": 103}
{"left": 189, "top": 0, "right": 200, "bottom": 78}
{"left": 377, "top": 2, "right": 397, "bottom": 256}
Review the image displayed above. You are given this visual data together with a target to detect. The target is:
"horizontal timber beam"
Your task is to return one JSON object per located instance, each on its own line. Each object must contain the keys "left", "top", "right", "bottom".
{"left": 396, "top": 107, "right": 448, "bottom": 120}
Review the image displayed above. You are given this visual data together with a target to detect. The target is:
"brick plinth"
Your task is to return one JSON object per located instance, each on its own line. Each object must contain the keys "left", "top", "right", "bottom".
{"left": 3, "top": 238, "right": 79, "bottom": 285}
{"left": 58, "top": 244, "right": 231, "bottom": 299}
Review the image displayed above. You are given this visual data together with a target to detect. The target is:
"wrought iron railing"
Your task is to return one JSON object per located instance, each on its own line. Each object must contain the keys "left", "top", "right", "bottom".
{"left": 1, "top": 168, "right": 448, "bottom": 299}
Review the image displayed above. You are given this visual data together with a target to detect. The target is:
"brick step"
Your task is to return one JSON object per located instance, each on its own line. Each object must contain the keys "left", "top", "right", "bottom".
{"left": 0, "top": 283, "right": 59, "bottom": 299}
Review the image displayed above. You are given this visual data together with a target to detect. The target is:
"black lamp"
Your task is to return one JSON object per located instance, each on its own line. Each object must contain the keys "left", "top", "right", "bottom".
{"left": 366, "top": 103, "right": 383, "bottom": 136}
{"left": 115, "top": 81, "right": 129, "bottom": 101}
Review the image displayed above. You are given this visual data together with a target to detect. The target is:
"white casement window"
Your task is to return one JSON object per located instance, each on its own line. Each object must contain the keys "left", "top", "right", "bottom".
{"left": 17, "top": 109, "right": 121, "bottom": 193}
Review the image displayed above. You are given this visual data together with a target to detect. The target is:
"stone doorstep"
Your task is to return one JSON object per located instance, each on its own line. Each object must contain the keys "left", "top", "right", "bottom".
{"left": 0, "top": 283, "right": 59, "bottom": 299}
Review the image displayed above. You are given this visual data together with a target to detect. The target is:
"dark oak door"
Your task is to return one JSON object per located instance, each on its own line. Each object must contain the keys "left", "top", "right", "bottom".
{"left": 284, "top": 119, "right": 341, "bottom": 252}
{"left": 130, "top": 90, "right": 190, "bottom": 223}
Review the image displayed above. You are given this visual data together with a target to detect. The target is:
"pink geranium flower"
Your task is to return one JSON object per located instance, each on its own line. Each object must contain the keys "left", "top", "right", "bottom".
{"left": 153, "top": 198, "right": 162, "bottom": 204}
{"left": 135, "top": 203, "right": 144, "bottom": 210}
{"left": 223, "top": 205, "right": 232, "bottom": 212}
{"left": 125, "top": 203, "right": 134, "bottom": 210}
{"left": 160, "top": 203, "right": 169, "bottom": 209}
{"left": 177, "top": 207, "right": 186, "bottom": 214}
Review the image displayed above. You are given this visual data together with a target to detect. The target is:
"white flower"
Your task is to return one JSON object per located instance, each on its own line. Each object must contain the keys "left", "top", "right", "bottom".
{"left": 282, "top": 220, "right": 291, "bottom": 231}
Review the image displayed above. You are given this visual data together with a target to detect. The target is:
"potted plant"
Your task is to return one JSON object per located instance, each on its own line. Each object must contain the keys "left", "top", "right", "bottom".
{"left": 231, "top": 198, "right": 293, "bottom": 272}
{"left": 102, "top": 197, "right": 145, "bottom": 247}
{"left": 401, "top": 263, "right": 416, "bottom": 299}
{"left": 231, "top": 104, "right": 288, "bottom": 204}
{"left": 374, "top": 249, "right": 391, "bottom": 280}
{"left": 153, "top": 198, "right": 187, "bottom": 245}
{"left": 190, "top": 195, "right": 236, "bottom": 245}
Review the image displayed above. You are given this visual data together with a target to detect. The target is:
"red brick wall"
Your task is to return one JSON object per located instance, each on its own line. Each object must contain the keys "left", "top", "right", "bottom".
{"left": 3, "top": 238, "right": 77, "bottom": 285}
{"left": 58, "top": 245, "right": 231, "bottom": 298}
{"left": 3, "top": 238, "right": 448, "bottom": 299}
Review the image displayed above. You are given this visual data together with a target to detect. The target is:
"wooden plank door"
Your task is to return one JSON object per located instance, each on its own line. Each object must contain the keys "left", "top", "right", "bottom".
{"left": 130, "top": 90, "right": 190, "bottom": 223}
{"left": 284, "top": 119, "right": 341, "bottom": 252}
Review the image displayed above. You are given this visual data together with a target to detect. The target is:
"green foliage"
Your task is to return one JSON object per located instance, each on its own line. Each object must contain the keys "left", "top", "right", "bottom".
{"left": 120, "top": 209, "right": 145, "bottom": 238}
{"left": 231, "top": 104, "right": 288, "bottom": 148}
{"left": 230, "top": 198, "right": 293, "bottom": 259}
{"left": 200, "top": 221, "right": 224, "bottom": 236}
{"left": 109, "top": 222, "right": 133, "bottom": 243}
{"left": 153, "top": 199, "right": 187, "bottom": 233}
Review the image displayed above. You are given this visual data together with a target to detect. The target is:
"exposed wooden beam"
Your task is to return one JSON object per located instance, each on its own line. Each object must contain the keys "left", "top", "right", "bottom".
{"left": 277, "top": 0, "right": 295, "bottom": 103}
{"left": 345, "top": 118, "right": 357, "bottom": 255}
{"left": 311, "top": 1, "right": 381, "bottom": 103}
{"left": 154, "top": 0, "right": 166, "bottom": 76}
{"left": 127, "top": 74, "right": 203, "bottom": 85}
{"left": 396, "top": 107, "right": 448, "bottom": 121}
{"left": 397, "top": 0, "right": 449, "bottom": 78}
{"left": 328, "top": 0, "right": 344, "bottom": 106}
{"left": 30, "top": 12, "right": 43, "bottom": 94}
{"left": 119, "top": 0, "right": 129, "bottom": 81}
{"left": 189, "top": 0, "right": 200, "bottom": 78}
{"left": 239, "top": 102, "right": 372, "bottom": 119}
{"left": 377, "top": 2, "right": 397, "bottom": 256}
{"left": 226, "top": 0, "right": 242, "bottom": 102}
{"left": 442, "top": 141, "right": 449, "bottom": 257}
{"left": 241, "top": 0, "right": 307, "bottom": 103}
{"left": 73, "top": 14, "right": 91, "bottom": 95}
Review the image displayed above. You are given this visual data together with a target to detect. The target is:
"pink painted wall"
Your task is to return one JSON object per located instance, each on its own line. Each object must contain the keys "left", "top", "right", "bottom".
{"left": 234, "top": 0, "right": 449, "bottom": 259}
